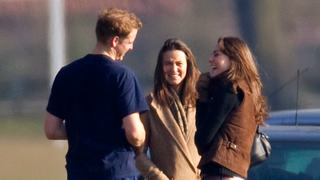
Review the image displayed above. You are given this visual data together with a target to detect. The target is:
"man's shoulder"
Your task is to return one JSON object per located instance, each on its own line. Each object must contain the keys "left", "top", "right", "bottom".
{"left": 110, "top": 64, "right": 136, "bottom": 81}
{"left": 111, "top": 62, "right": 133, "bottom": 72}
{"left": 87, "top": 54, "right": 135, "bottom": 76}
{"left": 59, "top": 55, "right": 89, "bottom": 70}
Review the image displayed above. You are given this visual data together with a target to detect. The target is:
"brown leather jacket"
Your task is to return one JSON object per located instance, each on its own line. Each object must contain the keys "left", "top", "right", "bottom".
{"left": 198, "top": 81, "right": 257, "bottom": 178}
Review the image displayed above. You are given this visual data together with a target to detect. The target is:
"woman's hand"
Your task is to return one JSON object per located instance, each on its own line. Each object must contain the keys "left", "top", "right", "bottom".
{"left": 132, "top": 143, "right": 145, "bottom": 158}
{"left": 196, "top": 72, "right": 211, "bottom": 102}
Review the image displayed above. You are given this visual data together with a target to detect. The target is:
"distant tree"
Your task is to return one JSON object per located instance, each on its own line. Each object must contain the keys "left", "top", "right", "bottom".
{"left": 234, "top": 0, "right": 294, "bottom": 110}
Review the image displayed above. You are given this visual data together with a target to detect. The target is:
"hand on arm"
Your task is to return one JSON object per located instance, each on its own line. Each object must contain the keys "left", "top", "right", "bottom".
{"left": 135, "top": 111, "right": 170, "bottom": 180}
{"left": 132, "top": 142, "right": 145, "bottom": 158}
{"left": 122, "top": 112, "right": 146, "bottom": 147}
{"left": 44, "top": 111, "right": 67, "bottom": 140}
{"left": 135, "top": 153, "right": 170, "bottom": 180}
{"left": 196, "top": 72, "right": 211, "bottom": 102}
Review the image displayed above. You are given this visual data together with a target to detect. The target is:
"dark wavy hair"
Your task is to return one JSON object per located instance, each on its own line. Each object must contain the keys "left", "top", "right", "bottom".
{"left": 153, "top": 38, "right": 200, "bottom": 108}
{"left": 217, "top": 36, "right": 269, "bottom": 125}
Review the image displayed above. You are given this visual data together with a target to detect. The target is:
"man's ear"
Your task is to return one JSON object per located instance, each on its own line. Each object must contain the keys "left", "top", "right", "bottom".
{"left": 111, "top": 36, "right": 120, "bottom": 47}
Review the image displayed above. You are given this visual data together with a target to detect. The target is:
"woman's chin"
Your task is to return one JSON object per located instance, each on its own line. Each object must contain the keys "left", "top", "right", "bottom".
{"left": 210, "top": 71, "right": 215, "bottom": 78}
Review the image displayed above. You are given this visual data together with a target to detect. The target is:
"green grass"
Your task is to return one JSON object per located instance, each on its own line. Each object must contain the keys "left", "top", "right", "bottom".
{"left": 0, "top": 115, "right": 68, "bottom": 180}
{"left": 0, "top": 116, "right": 44, "bottom": 137}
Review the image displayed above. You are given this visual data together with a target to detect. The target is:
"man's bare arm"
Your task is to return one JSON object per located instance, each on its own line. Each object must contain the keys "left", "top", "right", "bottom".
{"left": 44, "top": 112, "right": 67, "bottom": 140}
{"left": 122, "top": 112, "right": 145, "bottom": 147}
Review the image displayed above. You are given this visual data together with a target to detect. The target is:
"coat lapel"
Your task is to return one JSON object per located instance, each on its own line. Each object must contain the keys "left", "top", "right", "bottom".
{"left": 150, "top": 95, "right": 197, "bottom": 172}
{"left": 185, "top": 106, "right": 196, "bottom": 142}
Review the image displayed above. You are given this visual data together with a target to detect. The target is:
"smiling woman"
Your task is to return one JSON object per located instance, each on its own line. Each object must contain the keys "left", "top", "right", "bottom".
{"left": 162, "top": 50, "right": 187, "bottom": 91}
{"left": 195, "top": 37, "right": 269, "bottom": 180}
{"left": 208, "top": 44, "right": 232, "bottom": 78}
{"left": 134, "top": 38, "right": 201, "bottom": 180}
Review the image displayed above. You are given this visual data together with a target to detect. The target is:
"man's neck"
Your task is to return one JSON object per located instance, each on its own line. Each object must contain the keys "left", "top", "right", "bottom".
{"left": 92, "top": 42, "right": 116, "bottom": 60}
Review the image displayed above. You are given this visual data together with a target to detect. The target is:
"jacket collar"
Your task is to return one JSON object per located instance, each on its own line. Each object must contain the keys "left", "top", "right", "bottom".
{"left": 149, "top": 93, "right": 197, "bottom": 172}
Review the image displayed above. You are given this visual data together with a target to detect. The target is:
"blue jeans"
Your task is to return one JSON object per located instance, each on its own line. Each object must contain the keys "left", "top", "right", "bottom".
{"left": 115, "top": 177, "right": 139, "bottom": 180}
{"left": 68, "top": 173, "right": 140, "bottom": 180}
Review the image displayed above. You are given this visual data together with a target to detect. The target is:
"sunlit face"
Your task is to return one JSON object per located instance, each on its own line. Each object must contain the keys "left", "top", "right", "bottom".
{"left": 114, "top": 29, "right": 138, "bottom": 60}
{"left": 208, "top": 44, "right": 231, "bottom": 78}
{"left": 162, "top": 50, "right": 188, "bottom": 89}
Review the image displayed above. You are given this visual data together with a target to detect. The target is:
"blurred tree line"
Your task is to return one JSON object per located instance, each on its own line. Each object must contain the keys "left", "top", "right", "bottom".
{"left": 0, "top": 0, "right": 320, "bottom": 117}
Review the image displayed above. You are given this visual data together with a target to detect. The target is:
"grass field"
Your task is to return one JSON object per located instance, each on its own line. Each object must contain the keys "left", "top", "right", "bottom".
{"left": 0, "top": 115, "right": 68, "bottom": 180}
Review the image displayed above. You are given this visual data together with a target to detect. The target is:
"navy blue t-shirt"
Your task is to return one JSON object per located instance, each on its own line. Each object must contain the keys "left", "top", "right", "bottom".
{"left": 46, "top": 54, "right": 149, "bottom": 179}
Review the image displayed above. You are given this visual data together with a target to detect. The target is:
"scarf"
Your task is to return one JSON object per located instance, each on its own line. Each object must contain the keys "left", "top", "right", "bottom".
{"left": 169, "top": 88, "right": 188, "bottom": 139}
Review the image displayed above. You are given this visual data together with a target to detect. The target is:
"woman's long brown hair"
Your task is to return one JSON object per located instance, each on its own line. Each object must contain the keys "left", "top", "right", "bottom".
{"left": 218, "top": 37, "right": 269, "bottom": 125}
{"left": 153, "top": 38, "right": 200, "bottom": 108}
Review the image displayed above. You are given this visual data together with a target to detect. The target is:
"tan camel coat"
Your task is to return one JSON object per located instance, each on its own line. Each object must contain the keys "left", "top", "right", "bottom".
{"left": 135, "top": 93, "right": 201, "bottom": 180}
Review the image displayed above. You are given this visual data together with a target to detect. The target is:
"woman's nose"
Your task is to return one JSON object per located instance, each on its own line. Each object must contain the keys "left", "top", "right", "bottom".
{"left": 172, "top": 64, "right": 178, "bottom": 71}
